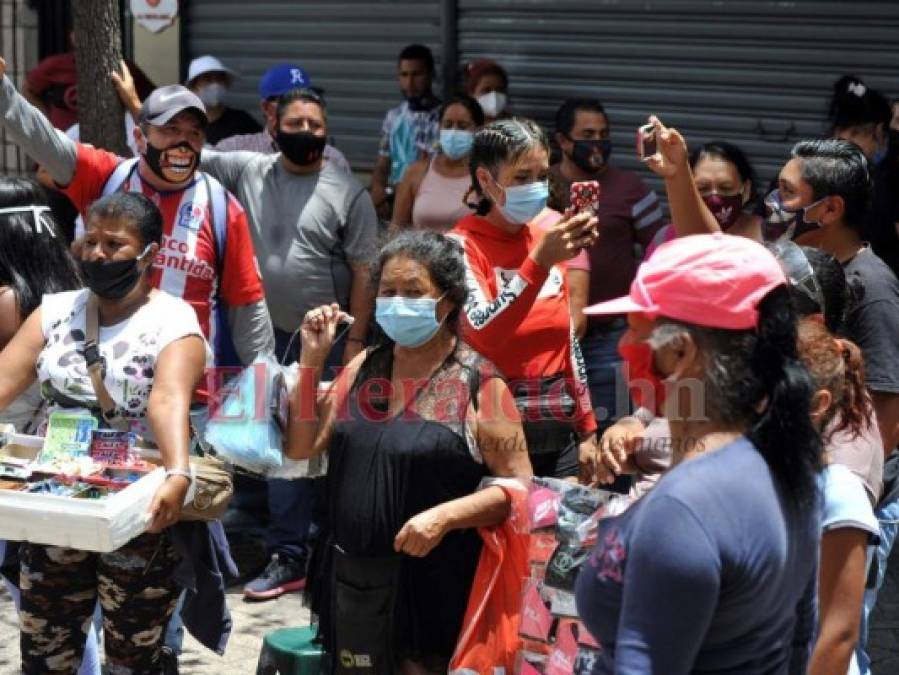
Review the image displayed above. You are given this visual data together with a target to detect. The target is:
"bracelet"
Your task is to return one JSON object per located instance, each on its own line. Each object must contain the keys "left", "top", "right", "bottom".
{"left": 165, "top": 468, "right": 193, "bottom": 485}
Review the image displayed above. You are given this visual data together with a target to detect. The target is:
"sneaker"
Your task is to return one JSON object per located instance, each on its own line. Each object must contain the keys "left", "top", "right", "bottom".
{"left": 243, "top": 553, "right": 306, "bottom": 601}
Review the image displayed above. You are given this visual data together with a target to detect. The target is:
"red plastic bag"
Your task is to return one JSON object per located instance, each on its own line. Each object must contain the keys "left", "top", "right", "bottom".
{"left": 449, "top": 479, "right": 531, "bottom": 675}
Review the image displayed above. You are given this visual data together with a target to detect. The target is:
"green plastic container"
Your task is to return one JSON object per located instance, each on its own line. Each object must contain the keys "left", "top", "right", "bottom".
{"left": 256, "top": 626, "right": 324, "bottom": 675}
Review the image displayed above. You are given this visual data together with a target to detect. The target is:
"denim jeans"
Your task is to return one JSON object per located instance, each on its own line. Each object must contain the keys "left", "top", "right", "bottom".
{"left": 856, "top": 494, "right": 899, "bottom": 673}
{"left": 580, "top": 321, "right": 630, "bottom": 431}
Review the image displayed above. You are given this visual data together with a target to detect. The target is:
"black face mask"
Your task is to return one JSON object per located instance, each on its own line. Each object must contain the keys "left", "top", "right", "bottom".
{"left": 276, "top": 130, "right": 327, "bottom": 166}
{"left": 567, "top": 138, "right": 612, "bottom": 174}
{"left": 143, "top": 141, "right": 199, "bottom": 184}
{"left": 80, "top": 246, "right": 151, "bottom": 300}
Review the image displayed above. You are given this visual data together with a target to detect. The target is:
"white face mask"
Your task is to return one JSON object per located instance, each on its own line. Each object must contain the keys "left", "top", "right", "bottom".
{"left": 197, "top": 82, "right": 227, "bottom": 108}
{"left": 476, "top": 91, "right": 507, "bottom": 118}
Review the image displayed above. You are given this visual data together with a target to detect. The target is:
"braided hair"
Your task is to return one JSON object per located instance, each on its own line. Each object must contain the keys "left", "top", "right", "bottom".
{"left": 468, "top": 118, "right": 549, "bottom": 216}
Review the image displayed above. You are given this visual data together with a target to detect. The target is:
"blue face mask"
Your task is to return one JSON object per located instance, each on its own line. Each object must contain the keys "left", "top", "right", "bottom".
{"left": 375, "top": 294, "right": 446, "bottom": 347}
{"left": 494, "top": 180, "right": 549, "bottom": 225}
{"left": 440, "top": 129, "right": 474, "bottom": 160}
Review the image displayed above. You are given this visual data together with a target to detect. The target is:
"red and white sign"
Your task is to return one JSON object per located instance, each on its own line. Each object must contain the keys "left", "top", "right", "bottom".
{"left": 130, "top": 0, "right": 178, "bottom": 34}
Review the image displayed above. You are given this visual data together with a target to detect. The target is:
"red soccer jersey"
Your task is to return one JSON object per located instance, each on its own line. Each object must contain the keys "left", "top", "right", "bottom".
{"left": 449, "top": 214, "right": 596, "bottom": 434}
{"left": 63, "top": 144, "right": 264, "bottom": 346}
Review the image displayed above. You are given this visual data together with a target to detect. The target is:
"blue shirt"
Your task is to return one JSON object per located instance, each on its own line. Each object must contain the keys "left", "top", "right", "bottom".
{"left": 575, "top": 437, "right": 821, "bottom": 674}
{"left": 821, "top": 463, "right": 879, "bottom": 540}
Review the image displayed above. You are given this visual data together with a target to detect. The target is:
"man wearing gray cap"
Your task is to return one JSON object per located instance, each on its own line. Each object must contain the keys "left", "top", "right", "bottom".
{"left": 0, "top": 56, "right": 274, "bottom": 371}
{"left": 0, "top": 54, "right": 275, "bottom": 670}
{"left": 114, "top": 68, "right": 378, "bottom": 601}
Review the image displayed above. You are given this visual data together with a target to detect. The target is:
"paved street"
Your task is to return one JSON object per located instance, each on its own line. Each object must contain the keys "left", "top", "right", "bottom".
{"left": 0, "top": 538, "right": 896, "bottom": 672}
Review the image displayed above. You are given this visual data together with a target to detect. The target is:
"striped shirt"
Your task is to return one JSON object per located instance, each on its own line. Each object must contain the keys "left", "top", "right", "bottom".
{"left": 62, "top": 144, "right": 265, "bottom": 346}
{"left": 549, "top": 165, "right": 664, "bottom": 330}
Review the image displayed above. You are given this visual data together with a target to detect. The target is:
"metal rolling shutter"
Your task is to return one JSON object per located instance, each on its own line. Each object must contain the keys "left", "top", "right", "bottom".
{"left": 184, "top": 0, "right": 442, "bottom": 170}
{"left": 458, "top": 0, "right": 899, "bottom": 192}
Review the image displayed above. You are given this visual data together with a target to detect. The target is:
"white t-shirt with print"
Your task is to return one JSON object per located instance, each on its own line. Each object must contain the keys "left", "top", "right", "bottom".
{"left": 37, "top": 289, "right": 210, "bottom": 442}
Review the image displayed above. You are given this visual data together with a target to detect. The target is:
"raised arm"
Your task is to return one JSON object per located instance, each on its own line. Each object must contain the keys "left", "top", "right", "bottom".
{"left": 643, "top": 115, "right": 721, "bottom": 237}
{"left": 451, "top": 211, "right": 597, "bottom": 342}
{"left": 198, "top": 147, "right": 254, "bottom": 195}
{"left": 0, "top": 57, "right": 77, "bottom": 186}
{"left": 285, "top": 303, "right": 361, "bottom": 460}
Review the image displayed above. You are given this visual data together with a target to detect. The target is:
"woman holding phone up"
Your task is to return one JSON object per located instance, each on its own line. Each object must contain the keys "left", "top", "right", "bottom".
{"left": 449, "top": 117, "right": 600, "bottom": 481}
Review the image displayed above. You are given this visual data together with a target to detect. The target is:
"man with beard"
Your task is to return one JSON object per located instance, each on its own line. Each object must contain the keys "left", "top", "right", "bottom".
{"left": 0, "top": 56, "right": 274, "bottom": 670}
{"left": 549, "top": 98, "right": 664, "bottom": 432}
{"left": 115, "top": 74, "right": 377, "bottom": 601}
{"left": 0, "top": 58, "right": 273, "bottom": 372}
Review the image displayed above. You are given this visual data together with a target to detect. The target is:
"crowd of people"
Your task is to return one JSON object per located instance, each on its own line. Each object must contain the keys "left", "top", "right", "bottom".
{"left": 0, "top": 35, "right": 897, "bottom": 675}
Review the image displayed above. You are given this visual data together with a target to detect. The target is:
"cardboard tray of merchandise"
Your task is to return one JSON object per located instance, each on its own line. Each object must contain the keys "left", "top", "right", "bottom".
{"left": 0, "top": 433, "right": 194, "bottom": 553}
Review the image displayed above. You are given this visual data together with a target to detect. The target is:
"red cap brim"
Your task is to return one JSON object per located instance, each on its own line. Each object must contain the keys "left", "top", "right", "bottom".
{"left": 583, "top": 295, "right": 657, "bottom": 316}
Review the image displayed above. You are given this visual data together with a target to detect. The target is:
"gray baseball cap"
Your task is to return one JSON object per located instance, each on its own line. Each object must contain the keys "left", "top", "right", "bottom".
{"left": 139, "top": 85, "right": 208, "bottom": 126}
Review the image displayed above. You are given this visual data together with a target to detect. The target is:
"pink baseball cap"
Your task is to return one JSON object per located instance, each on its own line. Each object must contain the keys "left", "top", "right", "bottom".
{"left": 584, "top": 233, "right": 787, "bottom": 330}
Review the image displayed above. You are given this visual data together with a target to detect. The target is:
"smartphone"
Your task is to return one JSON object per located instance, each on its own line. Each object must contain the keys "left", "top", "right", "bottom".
{"left": 569, "top": 180, "right": 601, "bottom": 214}
{"left": 637, "top": 124, "right": 657, "bottom": 161}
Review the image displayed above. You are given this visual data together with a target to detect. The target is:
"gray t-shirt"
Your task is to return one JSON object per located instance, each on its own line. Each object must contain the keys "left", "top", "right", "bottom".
{"left": 843, "top": 246, "right": 899, "bottom": 395}
{"left": 200, "top": 150, "right": 378, "bottom": 332}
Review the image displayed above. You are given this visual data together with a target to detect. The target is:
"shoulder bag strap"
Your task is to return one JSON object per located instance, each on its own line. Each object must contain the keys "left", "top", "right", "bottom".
{"left": 83, "top": 293, "right": 129, "bottom": 431}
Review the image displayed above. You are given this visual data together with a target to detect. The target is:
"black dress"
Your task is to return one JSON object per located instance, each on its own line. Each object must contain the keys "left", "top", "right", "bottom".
{"left": 309, "top": 340, "right": 493, "bottom": 672}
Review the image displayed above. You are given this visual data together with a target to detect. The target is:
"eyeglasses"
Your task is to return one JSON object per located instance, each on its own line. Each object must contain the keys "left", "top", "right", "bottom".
{"left": 0, "top": 205, "right": 55, "bottom": 238}
{"left": 768, "top": 239, "right": 825, "bottom": 314}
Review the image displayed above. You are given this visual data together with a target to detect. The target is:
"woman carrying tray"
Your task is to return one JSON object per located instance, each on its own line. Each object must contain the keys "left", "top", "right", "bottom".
{"left": 0, "top": 178, "right": 103, "bottom": 674}
{"left": 0, "top": 191, "right": 209, "bottom": 674}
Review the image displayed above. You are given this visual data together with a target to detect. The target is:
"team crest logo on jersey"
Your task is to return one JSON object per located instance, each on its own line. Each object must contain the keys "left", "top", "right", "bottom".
{"left": 178, "top": 202, "right": 205, "bottom": 231}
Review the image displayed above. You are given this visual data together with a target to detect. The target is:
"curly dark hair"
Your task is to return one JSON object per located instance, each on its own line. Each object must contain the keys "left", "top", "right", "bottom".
{"left": 370, "top": 230, "right": 468, "bottom": 333}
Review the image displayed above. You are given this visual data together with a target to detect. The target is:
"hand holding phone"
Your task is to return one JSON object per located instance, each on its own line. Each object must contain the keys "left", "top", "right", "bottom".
{"left": 638, "top": 116, "right": 689, "bottom": 179}
{"left": 569, "top": 180, "right": 601, "bottom": 215}
{"left": 637, "top": 124, "right": 657, "bottom": 162}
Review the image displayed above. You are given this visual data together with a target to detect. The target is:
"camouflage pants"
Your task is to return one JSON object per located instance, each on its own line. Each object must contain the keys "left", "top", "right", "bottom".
{"left": 19, "top": 532, "right": 180, "bottom": 675}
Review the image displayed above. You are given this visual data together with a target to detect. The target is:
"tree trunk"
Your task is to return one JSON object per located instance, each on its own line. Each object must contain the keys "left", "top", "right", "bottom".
{"left": 71, "top": 0, "right": 129, "bottom": 156}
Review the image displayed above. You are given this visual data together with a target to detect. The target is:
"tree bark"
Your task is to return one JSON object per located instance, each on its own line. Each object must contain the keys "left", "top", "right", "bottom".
{"left": 71, "top": 0, "right": 129, "bottom": 156}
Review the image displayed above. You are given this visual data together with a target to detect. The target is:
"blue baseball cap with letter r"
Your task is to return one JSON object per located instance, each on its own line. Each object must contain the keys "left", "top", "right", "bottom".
{"left": 258, "top": 64, "right": 322, "bottom": 99}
